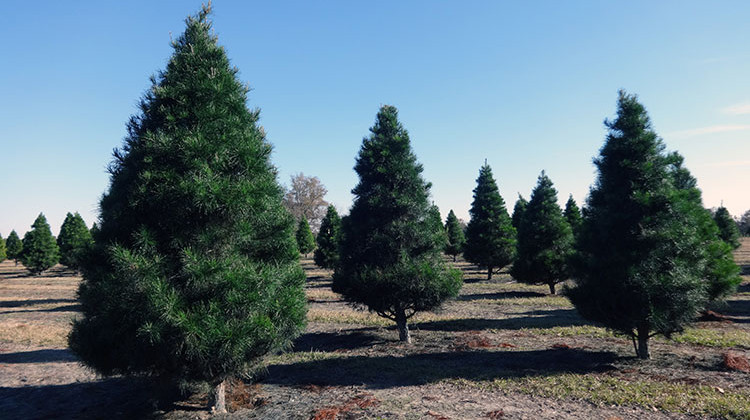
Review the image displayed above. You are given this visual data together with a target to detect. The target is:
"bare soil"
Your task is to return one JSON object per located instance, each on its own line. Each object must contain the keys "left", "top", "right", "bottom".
{"left": 1, "top": 239, "right": 749, "bottom": 419}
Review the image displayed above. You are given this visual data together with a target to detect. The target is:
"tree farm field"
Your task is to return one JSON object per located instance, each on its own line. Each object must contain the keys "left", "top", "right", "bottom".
{"left": 0, "top": 240, "right": 748, "bottom": 419}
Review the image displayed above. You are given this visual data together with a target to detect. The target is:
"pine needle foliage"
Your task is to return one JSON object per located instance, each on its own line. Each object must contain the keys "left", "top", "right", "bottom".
{"left": 444, "top": 209, "right": 466, "bottom": 262}
{"left": 563, "top": 195, "right": 582, "bottom": 238}
{"left": 0, "top": 233, "right": 6, "bottom": 262}
{"left": 567, "top": 91, "right": 718, "bottom": 359}
{"left": 314, "top": 205, "right": 341, "bottom": 269}
{"left": 57, "top": 212, "right": 93, "bottom": 271}
{"left": 714, "top": 206, "right": 741, "bottom": 250}
{"left": 464, "top": 163, "right": 516, "bottom": 280}
{"left": 68, "top": 5, "right": 306, "bottom": 405}
{"left": 296, "top": 218, "right": 315, "bottom": 256}
{"left": 20, "top": 213, "right": 59, "bottom": 275}
{"left": 511, "top": 172, "right": 574, "bottom": 295}
{"left": 511, "top": 195, "right": 528, "bottom": 230}
{"left": 5, "top": 230, "right": 23, "bottom": 264}
{"left": 333, "top": 105, "right": 462, "bottom": 343}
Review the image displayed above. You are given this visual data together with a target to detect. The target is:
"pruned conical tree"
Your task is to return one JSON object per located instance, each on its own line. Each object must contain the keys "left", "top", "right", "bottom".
{"left": 57, "top": 212, "right": 93, "bottom": 272}
{"left": 20, "top": 213, "right": 59, "bottom": 275}
{"left": 314, "top": 205, "right": 341, "bottom": 269}
{"left": 464, "top": 163, "right": 516, "bottom": 280}
{"left": 511, "top": 171, "right": 574, "bottom": 295}
{"left": 714, "top": 206, "right": 741, "bottom": 250}
{"left": 428, "top": 204, "right": 448, "bottom": 252}
{"left": 333, "top": 105, "right": 462, "bottom": 343}
{"left": 444, "top": 209, "right": 466, "bottom": 262}
{"left": 5, "top": 230, "right": 23, "bottom": 265}
{"left": 511, "top": 194, "right": 528, "bottom": 230}
{"left": 568, "top": 91, "right": 716, "bottom": 359}
{"left": 296, "top": 218, "right": 315, "bottom": 256}
{"left": 564, "top": 195, "right": 582, "bottom": 238}
{"left": 68, "top": 6, "right": 306, "bottom": 412}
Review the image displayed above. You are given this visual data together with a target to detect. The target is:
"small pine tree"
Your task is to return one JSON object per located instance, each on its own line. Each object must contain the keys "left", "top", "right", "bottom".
{"left": 444, "top": 210, "right": 466, "bottom": 262}
{"left": 296, "top": 218, "right": 316, "bottom": 256}
{"left": 714, "top": 206, "right": 741, "bottom": 250}
{"left": 428, "top": 205, "right": 448, "bottom": 252}
{"left": 5, "top": 230, "right": 23, "bottom": 265}
{"left": 511, "top": 195, "right": 528, "bottom": 230}
{"left": 57, "top": 212, "right": 93, "bottom": 271}
{"left": 314, "top": 205, "right": 341, "bottom": 269}
{"left": 333, "top": 105, "right": 462, "bottom": 343}
{"left": 0, "top": 233, "right": 6, "bottom": 262}
{"left": 464, "top": 163, "right": 516, "bottom": 280}
{"left": 20, "top": 213, "right": 60, "bottom": 275}
{"left": 511, "top": 172, "right": 574, "bottom": 295}
{"left": 68, "top": 6, "right": 306, "bottom": 412}
{"left": 564, "top": 195, "right": 583, "bottom": 238}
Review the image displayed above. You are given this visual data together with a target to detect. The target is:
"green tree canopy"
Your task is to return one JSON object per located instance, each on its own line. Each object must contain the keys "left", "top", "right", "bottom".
{"left": 444, "top": 209, "right": 466, "bottom": 262}
{"left": 511, "top": 171, "right": 574, "bottom": 295}
{"left": 568, "top": 91, "right": 717, "bottom": 359}
{"left": 464, "top": 163, "right": 516, "bottom": 280}
{"left": 0, "top": 233, "right": 6, "bottom": 262}
{"left": 5, "top": 230, "right": 23, "bottom": 265}
{"left": 295, "top": 218, "right": 316, "bottom": 256}
{"left": 314, "top": 205, "right": 341, "bottom": 269}
{"left": 68, "top": 6, "right": 306, "bottom": 412}
{"left": 57, "top": 212, "right": 93, "bottom": 271}
{"left": 333, "top": 105, "right": 462, "bottom": 343}
{"left": 511, "top": 194, "right": 528, "bottom": 230}
{"left": 20, "top": 213, "right": 59, "bottom": 275}
{"left": 714, "top": 206, "right": 741, "bottom": 250}
{"left": 563, "top": 194, "right": 583, "bottom": 238}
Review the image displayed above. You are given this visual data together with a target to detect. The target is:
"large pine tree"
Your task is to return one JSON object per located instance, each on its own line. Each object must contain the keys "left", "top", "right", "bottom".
{"left": 568, "top": 91, "right": 716, "bottom": 359}
{"left": 57, "top": 212, "right": 93, "bottom": 272}
{"left": 511, "top": 172, "right": 574, "bottom": 295}
{"left": 333, "top": 105, "right": 462, "bottom": 343}
{"left": 314, "top": 205, "right": 341, "bottom": 269}
{"left": 444, "top": 209, "right": 466, "bottom": 262}
{"left": 5, "top": 230, "right": 23, "bottom": 265}
{"left": 464, "top": 163, "right": 516, "bottom": 280}
{"left": 20, "top": 214, "right": 59, "bottom": 275}
{"left": 68, "top": 6, "right": 306, "bottom": 412}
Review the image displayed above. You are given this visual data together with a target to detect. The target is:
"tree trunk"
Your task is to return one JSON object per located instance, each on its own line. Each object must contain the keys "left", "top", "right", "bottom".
{"left": 395, "top": 309, "right": 411, "bottom": 343}
{"left": 212, "top": 379, "right": 227, "bottom": 413}
{"left": 453, "top": 255, "right": 457, "bottom": 262}
{"left": 548, "top": 283, "right": 556, "bottom": 295}
{"left": 487, "top": 266, "right": 493, "bottom": 280}
{"left": 636, "top": 325, "right": 650, "bottom": 359}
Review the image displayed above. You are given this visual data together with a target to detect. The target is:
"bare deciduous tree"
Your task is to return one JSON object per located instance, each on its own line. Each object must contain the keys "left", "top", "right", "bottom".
{"left": 283, "top": 173, "right": 329, "bottom": 233}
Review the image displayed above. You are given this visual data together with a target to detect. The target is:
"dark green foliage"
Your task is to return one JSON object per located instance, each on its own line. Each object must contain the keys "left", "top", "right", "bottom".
{"left": 564, "top": 195, "right": 582, "bottom": 237}
{"left": 714, "top": 207, "right": 741, "bottom": 250}
{"left": 444, "top": 209, "right": 466, "bottom": 262}
{"left": 296, "top": 218, "right": 315, "bottom": 256}
{"left": 20, "top": 213, "right": 59, "bottom": 275}
{"left": 5, "top": 230, "right": 23, "bottom": 264}
{"left": 464, "top": 163, "right": 516, "bottom": 280}
{"left": 0, "top": 233, "right": 6, "bottom": 262}
{"left": 738, "top": 210, "right": 750, "bottom": 236}
{"left": 90, "top": 223, "right": 100, "bottom": 238}
{"left": 57, "top": 212, "right": 93, "bottom": 271}
{"left": 511, "top": 172, "right": 574, "bottom": 295}
{"left": 332, "top": 105, "right": 462, "bottom": 343}
{"left": 567, "top": 91, "right": 717, "bottom": 359}
{"left": 68, "top": 5, "right": 306, "bottom": 403}
{"left": 511, "top": 195, "right": 527, "bottom": 230}
{"left": 314, "top": 205, "right": 341, "bottom": 269}
{"left": 428, "top": 205, "right": 448, "bottom": 252}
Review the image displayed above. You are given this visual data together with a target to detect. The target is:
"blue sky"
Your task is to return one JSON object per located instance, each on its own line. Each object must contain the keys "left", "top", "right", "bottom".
{"left": 2, "top": 1, "right": 749, "bottom": 236}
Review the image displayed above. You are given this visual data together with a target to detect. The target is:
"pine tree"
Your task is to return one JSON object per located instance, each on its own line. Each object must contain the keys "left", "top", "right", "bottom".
{"left": 511, "top": 195, "right": 528, "bottom": 230}
{"left": 333, "top": 105, "right": 462, "bottom": 343}
{"left": 464, "top": 163, "right": 516, "bottom": 280}
{"left": 296, "top": 218, "right": 316, "bottom": 256}
{"left": 564, "top": 195, "right": 582, "bottom": 238}
{"left": 20, "top": 213, "right": 59, "bottom": 275}
{"left": 444, "top": 209, "right": 466, "bottom": 262}
{"left": 568, "top": 91, "right": 714, "bottom": 359}
{"left": 68, "top": 6, "right": 306, "bottom": 412}
{"left": 5, "top": 230, "right": 23, "bottom": 265}
{"left": 511, "top": 172, "right": 574, "bottom": 295}
{"left": 714, "top": 206, "right": 741, "bottom": 250}
{"left": 0, "top": 233, "right": 6, "bottom": 262}
{"left": 314, "top": 205, "right": 341, "bottom": 269}
{"left": 57, "top": 212, "right": 93, "bottom": 271}
{"left": 428, "top": 205, "right": 448, "bottom": 252}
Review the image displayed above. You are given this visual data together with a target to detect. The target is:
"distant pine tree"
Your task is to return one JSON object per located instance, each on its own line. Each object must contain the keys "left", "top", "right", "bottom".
{"left": 57, "top": 212, "right": 93, "bottom": 271}
{"left": 428, "top": 205, "right": 448, "bottom": 252}
{"left": 296, "top": 218, "right": 316, "bottom": 256}
{"left": 314, "top": 205, "right": 341, "bottom": 269}
{"left": 444, "top": 210, "right": 466, "bottom": 262}
{"left": 464, "top": 163, "right": 516, "bottom": 280}
{"left": 333, "top": 105, "right": 462, "bottom": 343}
{"left": 511, "top": 172, "right": 574, "bottom": 295}
{"left": 5, "top": 230, "right": 23, "bottom": 265}
{"left": 564, "top": 195, "right": 582, "bottom": 238}
{"left": 0, "top": 233, "right": 6, "bottom": 262}
{"left": 20, "top": 213, "right": 59, "bottom": 275}
{"left": 511, "top": 195, "right": 528, "bottom": 230}
{"left": 714, "top": 206, "right": 741, "bottom": 250}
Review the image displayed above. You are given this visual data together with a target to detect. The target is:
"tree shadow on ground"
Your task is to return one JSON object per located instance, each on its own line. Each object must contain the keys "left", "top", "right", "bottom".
{"left": 457, "top": 291, "right": 547, "bottom": 301}
{"left": 722, "top": 299, "right": 750, "bottom": 323}
{"left": 0, "top": 349, "right": 78, "bottom": 364}
{"left": 0, "top": 377, "right": 156, "bottom": 420}
{"left": 0, "top": 298, "right": 76, "bottom": 308}
{"left": 292, "top": 330, "right": 383, "bottom": 353}
{"left": 737, "top": 282, "right": 750, "bottom": 293}
{"left": 265, "top": 348, "right": 617, "bottom": 389}
{"left": 414, "top": 309, "right": 587, "bottom": 332}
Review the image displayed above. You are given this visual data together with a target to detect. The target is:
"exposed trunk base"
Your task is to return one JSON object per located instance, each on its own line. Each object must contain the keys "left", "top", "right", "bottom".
{"left": 212, "top": 379, "right": 227, "bottom": 413}
{"left": 395, "top": 310, "right": 411, "bottom": 344}
{"left": 548, "top": 283, "right": 556, "bottom": 295}
{"left": 636, "top": 325, "right": 650, "bottom": 359}
{"left": 487, "top": 266, "right": 493, "bottom": 280}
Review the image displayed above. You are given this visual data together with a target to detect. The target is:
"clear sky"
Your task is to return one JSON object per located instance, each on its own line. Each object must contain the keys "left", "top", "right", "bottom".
{"left": 2, "top": 1, "right": 749, "bottom": 236}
